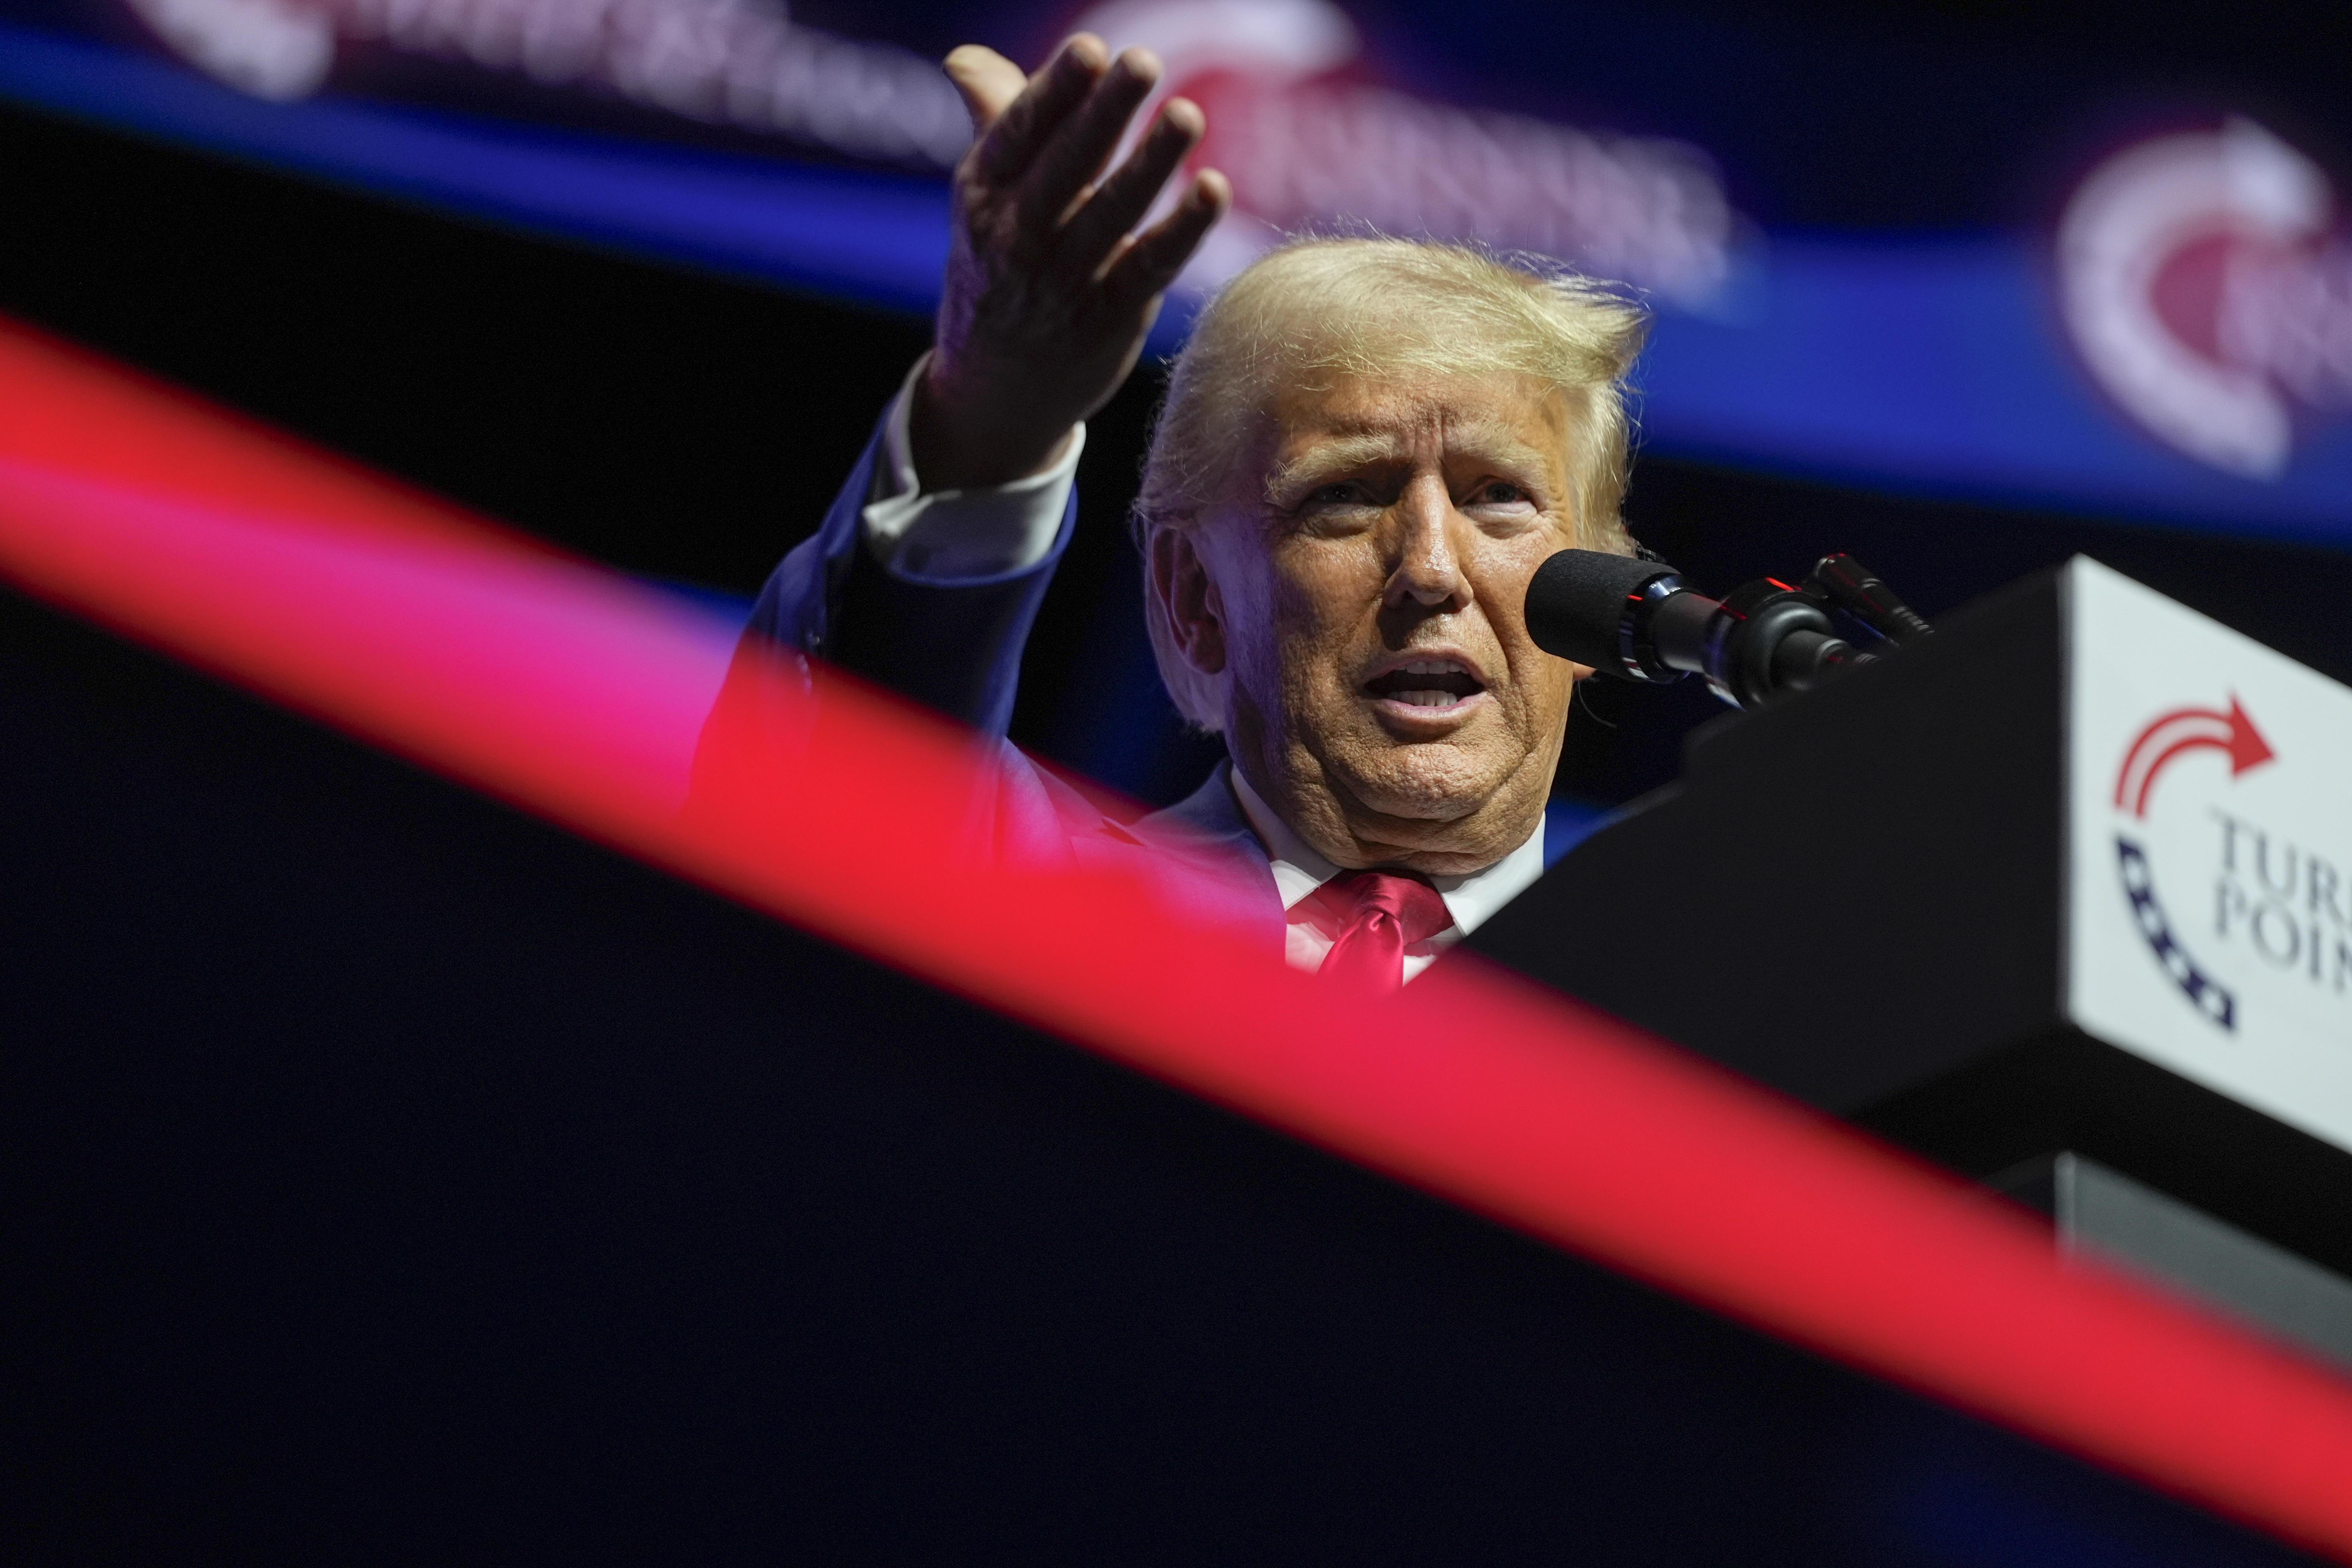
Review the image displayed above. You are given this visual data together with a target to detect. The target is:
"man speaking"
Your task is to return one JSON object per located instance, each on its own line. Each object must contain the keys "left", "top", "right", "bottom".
{"left": 702, "top": 34, "right": 1646, "bottom": 990}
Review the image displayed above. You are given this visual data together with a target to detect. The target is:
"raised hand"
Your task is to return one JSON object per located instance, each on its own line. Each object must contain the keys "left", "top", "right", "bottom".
{"left": 911, "top": 35, "right": 1231, "bottom": 491}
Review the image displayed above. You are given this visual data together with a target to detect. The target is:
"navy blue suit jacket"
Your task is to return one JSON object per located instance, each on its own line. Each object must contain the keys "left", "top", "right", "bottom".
{"left": 731, "top": 413, "right": 1285, "bottom": 944}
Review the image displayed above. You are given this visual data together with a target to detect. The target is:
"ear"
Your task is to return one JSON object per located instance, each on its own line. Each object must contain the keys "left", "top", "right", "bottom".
{"left": 1148, "top": 526, "right": 1227, "bottom": 676}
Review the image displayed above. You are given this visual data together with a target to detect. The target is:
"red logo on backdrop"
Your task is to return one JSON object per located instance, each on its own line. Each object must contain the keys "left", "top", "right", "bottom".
{"left": 2111, "top": 695, "right": 2277, "bottom": 1032}
{"left": 2060, "top": 119, "right": 2352, "bottom": 479}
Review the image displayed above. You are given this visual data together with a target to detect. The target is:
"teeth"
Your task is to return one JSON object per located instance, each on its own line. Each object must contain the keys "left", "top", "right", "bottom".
{"left": 1365, "top": 656, "right": 1482, "bottom": 709}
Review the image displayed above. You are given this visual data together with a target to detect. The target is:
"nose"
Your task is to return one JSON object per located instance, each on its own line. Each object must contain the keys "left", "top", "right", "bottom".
{"left": 1382, "top": 474, "right": 1470, "bottom": 613}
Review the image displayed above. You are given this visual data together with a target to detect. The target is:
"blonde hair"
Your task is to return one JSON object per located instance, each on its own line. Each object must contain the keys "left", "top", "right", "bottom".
{"left": 1132, "top": 236, "right": 1649, "bottom": 731}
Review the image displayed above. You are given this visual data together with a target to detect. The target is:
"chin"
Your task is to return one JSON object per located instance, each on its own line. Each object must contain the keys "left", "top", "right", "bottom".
{"left": 1336, "top": 736, "right": 1516, "bottom": 823}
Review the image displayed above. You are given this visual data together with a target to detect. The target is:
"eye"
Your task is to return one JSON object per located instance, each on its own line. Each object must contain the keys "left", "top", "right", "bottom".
{"left": 1468, "top": 480, "right": 1531, "bottom": 506}
{"left": 1306, "top": 480, "right": 1374, "bottom": 507}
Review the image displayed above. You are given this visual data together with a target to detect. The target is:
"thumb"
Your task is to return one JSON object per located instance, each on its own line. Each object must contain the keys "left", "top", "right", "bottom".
{"left": 942, "top": 45, "right": 1026, "bottom": 134}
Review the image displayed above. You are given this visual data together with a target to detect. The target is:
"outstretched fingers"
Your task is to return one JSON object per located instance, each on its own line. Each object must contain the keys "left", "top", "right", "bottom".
{"left": 967, "top": 36, "right": 1107, "bottom": 187}
{"left": 1105, "top": 170, "right": 1232, "bottom": 310}
{"left": 1013, "top": 47, "right": 1163, "bottom": 239}
{"left": 1053, "top": 97, "right": 1205, "bottom": 282}
{"left": 941, "top": 45, "right": 1026, "bottom": 137}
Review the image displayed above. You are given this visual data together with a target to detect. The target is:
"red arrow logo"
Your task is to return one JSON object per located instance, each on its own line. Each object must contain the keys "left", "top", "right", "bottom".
{"left": 2113, "top": 696, "right": 2275, "bottom": 817}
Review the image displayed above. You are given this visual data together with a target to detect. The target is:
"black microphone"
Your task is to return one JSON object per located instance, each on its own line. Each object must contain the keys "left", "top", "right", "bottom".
{"left": 1524, "top": 549, "right": 1875, "bottom": 709}
{"left": 1801, "top": 552, "right": 1935, "bottom": 647}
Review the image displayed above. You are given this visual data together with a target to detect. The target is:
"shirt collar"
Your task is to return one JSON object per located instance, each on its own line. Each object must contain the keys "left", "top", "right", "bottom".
{"left": 1225, "top": 765, "right": 1548, "bottom": 939}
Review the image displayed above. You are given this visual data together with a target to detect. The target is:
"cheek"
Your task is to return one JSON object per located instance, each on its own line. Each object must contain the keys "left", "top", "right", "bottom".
{"left": 1522, "top": 648, "right": 1578, "bottom": 726}
{"left": 1266, "top": 542, "right": 1386, "bottom": 672}
{"left": 1474, "top": 534, "right": 1569, "bottom": 648}
{"left": 1478, "top": 535, "right": 1581, "bottom": 721}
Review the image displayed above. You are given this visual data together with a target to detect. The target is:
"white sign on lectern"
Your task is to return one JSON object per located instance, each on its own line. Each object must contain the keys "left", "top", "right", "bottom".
{"left": 2068, "top": 558, "right": 2352, "bottom": 1154}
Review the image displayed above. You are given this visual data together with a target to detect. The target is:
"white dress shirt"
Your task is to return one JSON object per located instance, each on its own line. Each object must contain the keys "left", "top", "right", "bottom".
{"left": 1227, "top": 767, "right": 1548, "bottom": 981}
{"left": 861, "top": 355, "right": 1083, "bottom": 583}
{"left": 858, "top": 356, "right": 1550, "bottom": 983}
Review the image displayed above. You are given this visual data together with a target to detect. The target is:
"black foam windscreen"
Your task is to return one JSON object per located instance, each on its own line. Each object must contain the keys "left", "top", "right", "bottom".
{"left": 1524, "top": 550, "right": 1678, "bottom": 668}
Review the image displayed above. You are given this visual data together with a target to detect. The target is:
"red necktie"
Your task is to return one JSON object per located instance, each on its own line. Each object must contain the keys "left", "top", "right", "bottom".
{"left": 1318, "top": 870, "right": 1454, "bottom": 992}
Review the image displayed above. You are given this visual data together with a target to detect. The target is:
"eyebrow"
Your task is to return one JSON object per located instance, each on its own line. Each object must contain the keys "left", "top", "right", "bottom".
{"left": 1261, "top": 433, "right": 1407, "bottom": 503}
{"left": 1259, "top": 419, "right": 1560, "bottom": 507}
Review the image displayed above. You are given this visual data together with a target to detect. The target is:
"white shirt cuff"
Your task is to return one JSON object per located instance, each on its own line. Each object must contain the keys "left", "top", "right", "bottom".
{"left": 861, "top": 354, "right": 1083, "bottom": 583}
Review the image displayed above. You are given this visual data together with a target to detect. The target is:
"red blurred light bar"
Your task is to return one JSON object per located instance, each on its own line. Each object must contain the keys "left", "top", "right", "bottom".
{"left": 5, "top": 314, "right": 2352, "bottom": 1557}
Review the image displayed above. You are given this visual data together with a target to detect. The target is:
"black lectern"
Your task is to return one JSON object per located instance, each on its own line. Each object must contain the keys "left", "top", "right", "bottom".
{"left": 1472, "top": 557, "right": 2352, "bottom": 1362}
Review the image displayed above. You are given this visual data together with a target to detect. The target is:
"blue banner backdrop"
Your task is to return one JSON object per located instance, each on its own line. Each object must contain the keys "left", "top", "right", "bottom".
{"left": 6, "top": 19, "right": 2351, "bottom": 548}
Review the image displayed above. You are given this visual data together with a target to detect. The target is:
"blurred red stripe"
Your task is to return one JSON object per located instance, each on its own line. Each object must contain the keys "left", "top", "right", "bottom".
{"left": 6, "top": 313, "right": 2352, "bottom": 1558}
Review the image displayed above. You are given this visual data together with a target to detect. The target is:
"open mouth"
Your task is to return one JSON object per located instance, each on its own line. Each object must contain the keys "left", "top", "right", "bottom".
{"left": 1363, "top": 658, "right": 1487, "bottom": 710}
